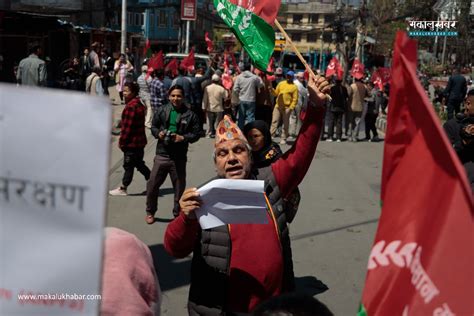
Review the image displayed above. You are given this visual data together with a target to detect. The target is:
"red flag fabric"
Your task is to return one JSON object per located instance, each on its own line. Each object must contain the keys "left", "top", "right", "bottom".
{"left": 266, "top": 57, "right": 275, "bottom": 81}
{"left": 325, "top": 57, "right": 343, "bottom": 80}
{"left": 205, "top": 32, "right": 213, "bottom": 54}
{"left": 371, "top": 67, "right": 391, "bottom": 90}
{"left": 180, "top": 49, "right": 195, "bottom": 72}
{"left": 379, "top": 67, "right": 391, "bottom": 83}
{"left": 143, "top": 39, "right": 151, "bottom": 58}
{"left": 230, "top": 53, "right": 240, "bottom": 74}
{"left": 350, "top": 58, "right": 365, "bottom": 79}
{"left": 228, "top": 0, "right": 281, "bottom": 25}
{"left": 359, "top": 31, "right": 473, "bottom": 316}
{"left": 146, "top": 51, "right": 164, "bottom": 79}
{"left": 148, "top": 51, "right": 164, "bottom": 71}
{"left": 165, "top": 58, "right": 179, "bottom": 77}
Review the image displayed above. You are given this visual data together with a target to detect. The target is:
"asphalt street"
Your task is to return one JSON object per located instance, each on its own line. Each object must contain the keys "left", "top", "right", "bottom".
{"left": 106, "top": 91, "right": 384, "bottom": 315}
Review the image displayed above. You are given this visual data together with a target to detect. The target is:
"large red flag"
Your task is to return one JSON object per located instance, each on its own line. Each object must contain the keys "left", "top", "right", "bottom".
{"left": 180, "top": 49, "right": 195, "bottom": 72}
{"left": 205, "top": 32, "right": 213, "bottom": 54}
{"left": 228, "top": 0, "right": 281, "bottom": 25}
{"left": 326, "top": 57, "right": 343, "bottom": 80}
{"left": 359, "top": 31, "right": 473, "bottom": 316}
{"left": 350, "top": 58, "right": 365, "bottom": 79}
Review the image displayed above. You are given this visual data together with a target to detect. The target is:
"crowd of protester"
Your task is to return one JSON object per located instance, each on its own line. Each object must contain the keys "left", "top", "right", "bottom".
{"left": 12, "top": 41, "right": 474, "bottom": 315}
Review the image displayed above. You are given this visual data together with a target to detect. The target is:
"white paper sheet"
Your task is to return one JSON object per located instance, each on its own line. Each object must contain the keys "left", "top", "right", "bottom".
{"left": 195, "top": 179, "right": 268, "bottom": 229}
{"left": 0, "top": 84, "right": 111, "bottom": 315}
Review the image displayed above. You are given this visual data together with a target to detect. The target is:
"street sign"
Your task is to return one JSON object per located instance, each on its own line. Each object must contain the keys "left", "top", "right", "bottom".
{"left": 181, "top": 0, "right": 197, "bottom": 21}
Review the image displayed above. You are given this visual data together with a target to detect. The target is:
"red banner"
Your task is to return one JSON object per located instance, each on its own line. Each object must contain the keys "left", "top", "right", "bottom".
{"left": 181, "top": 0, "right": 197, "bottom": 21}
{"left": 326, "top": 57, "right": 343, "bottom": 80}
{"left": 205, "top": 32, "right": 213, "bottom": 54}
{"left": 228, "top": 0, "right": 281, "bottom": 25}
{"left": 359, "top": 31, "right": 473, "bottom": 316}
{"left": 350, "top": 58, "right": 365, "bottom": 79}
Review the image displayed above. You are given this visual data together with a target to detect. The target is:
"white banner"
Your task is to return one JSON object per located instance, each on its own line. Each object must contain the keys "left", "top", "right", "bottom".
{"left": 0, "top": 84, "right": 111, "bottom": 315}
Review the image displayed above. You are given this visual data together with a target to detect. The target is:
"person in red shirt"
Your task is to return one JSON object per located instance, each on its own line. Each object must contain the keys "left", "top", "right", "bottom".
{"left": 109, "top": 82, "right": 151, "bottom": 196}
{"left": 164, "top": 75, "right": 330, "bottom": 315}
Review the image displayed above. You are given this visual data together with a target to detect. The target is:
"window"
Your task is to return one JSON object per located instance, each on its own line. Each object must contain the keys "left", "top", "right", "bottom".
{"left": 158, "top": 10, "right": 167, "bottom": 28}
{"left": 309, "top": 14, "right": 319, "bottom": 24}
{"left": 173, "top": 10, "right": 180, "bottom": 28}
{"left": 292, "top": 33, "right": 302, "bottom": 41}
{"left": 127, "top": 12, "right": 132, "bottom": 26}
{"left": 134, "top": 13, "right": 140, "bottom": 26}
{"left": 149, "top": 14, "right": 154, "bottom": 31}
{"left": 293, "top": 14, "right": 303, "bottom": 24}
{"left": 307, "top": 33, "right": 318, "bottom": 42}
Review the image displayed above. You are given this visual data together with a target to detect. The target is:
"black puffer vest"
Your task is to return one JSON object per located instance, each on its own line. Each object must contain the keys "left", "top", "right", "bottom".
{"left": 188, "top": 166, "right": 295, "bottom": 315}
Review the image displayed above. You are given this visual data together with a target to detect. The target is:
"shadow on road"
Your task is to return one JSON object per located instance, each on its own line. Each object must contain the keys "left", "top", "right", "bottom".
{"left": 149, "top": 244, "right": 192, "bottom": 292}
{"left": 158, "top": 187, "right": 175, "bottom": 197}
{"left": 291, "top": 218, "right": 379, "bottom": 241}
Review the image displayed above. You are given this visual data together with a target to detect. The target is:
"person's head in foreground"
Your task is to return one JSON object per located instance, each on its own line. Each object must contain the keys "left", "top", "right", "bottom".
{"left": 168, "top": 85, "right": 185, "bottom": 109}
{"left": 251, "top": 293, "right": 333, "bottom": 316}
{"left": 214, "top": 115, "right": 253, "bottom": 179}
{"left": 101, "top": 227, "right": 161, "bottom": 316}
{"left": 123, "top": 82, "right": 139, "bottom": 103}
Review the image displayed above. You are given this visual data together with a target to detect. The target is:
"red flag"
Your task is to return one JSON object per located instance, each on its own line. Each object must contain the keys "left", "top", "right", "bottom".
{"left": 350, "top": 58, "right": 365, "bottom": 79}
{"left": 205, "top": 32, "right": 213, "bottom": 54}
{"left": 230, "top": 53, "right": 241, "bottom": 74}
{"left": 371, "top": 67, "right": 391, "bottom": 90}
{"left": 325, "top": 57, "right": 343, "bottom": 80}
{"left": 228, "top": 0, "right": 281, "bottom": 25}
{"left": 143, "top": 39, "right": 152, "bottom": 58}
{"left": 146, "top": 50, "right": 164, "bottom": 78}
{"left": 266, "top": 57, "right": 275, "bottom": 81}
{"left": 165, "top": 58, "right": 179, "bottom": 77}
{"left": 379, "top": 67, "right": 391, "bottom": 83}
{"left": 180, "top": 49, "right": 195, "bottom": 72}
{"left": 359, "top": 31, "right": 473, "bottom": 316}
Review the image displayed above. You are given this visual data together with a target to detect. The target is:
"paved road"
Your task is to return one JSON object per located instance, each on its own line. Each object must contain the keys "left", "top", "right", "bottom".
{"left": 106, "top": 96, "right": 384, "bottom": 315}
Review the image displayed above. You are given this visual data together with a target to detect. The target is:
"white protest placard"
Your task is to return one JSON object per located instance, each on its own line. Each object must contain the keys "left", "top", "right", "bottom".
{"left": 195, "top": 179, "right": 268, "bottom": 229}
{"left": 0, "top": 84, "right": 111, "bottom": 315}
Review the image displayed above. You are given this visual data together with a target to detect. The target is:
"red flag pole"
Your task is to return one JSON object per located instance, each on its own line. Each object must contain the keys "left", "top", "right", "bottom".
{"left": 274, "top": 19, "right": 332, "bottom": 101}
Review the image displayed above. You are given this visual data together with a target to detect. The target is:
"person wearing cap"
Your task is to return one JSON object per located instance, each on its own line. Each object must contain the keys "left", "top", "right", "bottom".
{"left": 202, "top": 74, "right": 228, "bottom": 138}
{"left": 268, "top": 70, "right": 299, "bottom": 144}
{"left": 164, "top": 75, "right": 330, "bottom": 315}
{"left": 137, "top": 65, "right": 153, "bottom": 128}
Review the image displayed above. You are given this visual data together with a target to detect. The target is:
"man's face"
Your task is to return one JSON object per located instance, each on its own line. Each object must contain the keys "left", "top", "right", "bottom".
{"left": 123, "top": 86, "right": 135, "bottom": 103}
{"left": 215, "top": 139, "right": 252, "bottom": 179}
{"left": 84, "top": 49, "right": 89, "bottom": 56}
{"left": 169, "top": 88, "right": 184, "bottom": 108}
{"left": 465, "top": 95, "right": 474, "bottom": 116}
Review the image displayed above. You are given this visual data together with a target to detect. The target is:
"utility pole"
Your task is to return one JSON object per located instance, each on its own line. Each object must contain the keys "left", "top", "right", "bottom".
{"left": 185, "top": 20, "right": 190, "bottom": 53}
{"left": 121, "top": 0, "right": 127, "bottom": 54}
